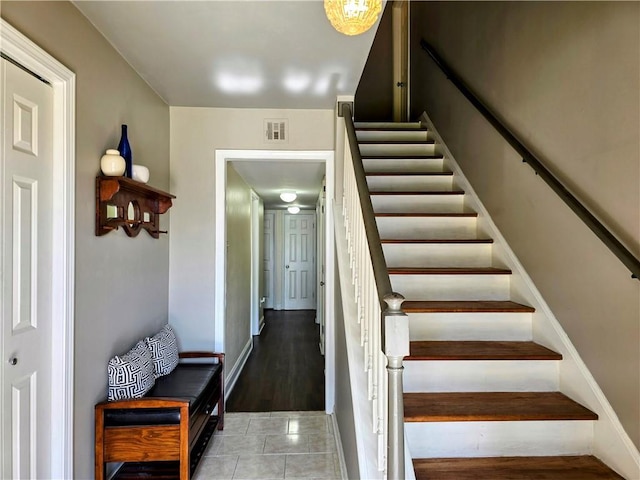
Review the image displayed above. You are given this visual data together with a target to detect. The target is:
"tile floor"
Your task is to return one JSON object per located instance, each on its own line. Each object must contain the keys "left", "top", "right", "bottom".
{"left": 193, "top": 412, "right": 344, "bottom": 480}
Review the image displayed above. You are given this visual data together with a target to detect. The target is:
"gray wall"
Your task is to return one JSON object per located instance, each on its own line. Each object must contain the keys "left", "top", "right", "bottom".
{"left": 354, "top": 1, "right": 394, "bottom": 122}
{"left": 225, "top": 164, "right": 252, "bottom": 371}
{"left": 1, "top": 2, "right": 171, "bottom": 477}
{"left": 410, "top": 1, "right": 639, "bottom": 448}
{"left": 333, "top": 265, "right": 360, "bottom": 479}
{"left": 168, "top": 107, "right": 334, "bottom": 361}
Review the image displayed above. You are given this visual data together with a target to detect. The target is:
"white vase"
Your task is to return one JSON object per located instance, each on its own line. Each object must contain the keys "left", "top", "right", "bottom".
{"left": 100, "top": 149, "right": 126, "bottom": 176}
{"left": 132, "top": 164, "right": 150, "bottom": 183}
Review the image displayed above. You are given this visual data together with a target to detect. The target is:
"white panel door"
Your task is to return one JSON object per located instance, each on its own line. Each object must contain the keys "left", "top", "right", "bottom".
{"left": 263, "top": 211, "right": 275, "bottom": 309}
{"left": 1, "top": 58, "right": 54, "bottom": 479}
{"left": 284, "top": 213, "right": 316, "bottom": 310}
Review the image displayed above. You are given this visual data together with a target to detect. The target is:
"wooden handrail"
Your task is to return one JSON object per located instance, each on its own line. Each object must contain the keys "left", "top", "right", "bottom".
{"left": 339, "top": 103, "right": 395, "bottom": 303}
{"left": 420, "top": 38, "right": 640, "bottom": 280}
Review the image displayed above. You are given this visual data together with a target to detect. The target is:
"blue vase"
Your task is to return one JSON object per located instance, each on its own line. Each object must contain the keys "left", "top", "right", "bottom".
{"left": 117, "top": 124, "right": 133, "bottom": 178}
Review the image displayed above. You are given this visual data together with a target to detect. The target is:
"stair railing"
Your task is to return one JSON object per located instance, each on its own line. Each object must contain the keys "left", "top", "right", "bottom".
{"left": 338, "top": 102, "right": 410, "bottom": 480}
{"left": 420, "top": 39, "right": 640, "bottom": 280}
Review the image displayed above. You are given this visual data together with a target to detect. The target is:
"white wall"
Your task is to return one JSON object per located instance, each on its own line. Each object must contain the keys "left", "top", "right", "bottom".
{"left": 169, "top": 107, "right": 334, "bottom": 370}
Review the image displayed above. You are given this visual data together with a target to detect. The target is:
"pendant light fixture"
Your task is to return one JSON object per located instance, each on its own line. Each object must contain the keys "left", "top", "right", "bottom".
{"left": 324, "top": 0, "right": 382, "bottom": 36}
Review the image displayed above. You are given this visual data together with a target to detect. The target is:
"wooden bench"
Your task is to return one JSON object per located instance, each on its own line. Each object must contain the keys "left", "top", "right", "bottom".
{"left": 95, "top": 352, "right": 224, "bottom": 480}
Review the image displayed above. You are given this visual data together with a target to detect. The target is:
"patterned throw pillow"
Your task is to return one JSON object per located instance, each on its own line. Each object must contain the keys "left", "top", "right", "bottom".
{"left": 145, "top": 324, "right": 179, "bottom": 378}
{"left": 107, "top": 341, "right": 155, "bottom": 401}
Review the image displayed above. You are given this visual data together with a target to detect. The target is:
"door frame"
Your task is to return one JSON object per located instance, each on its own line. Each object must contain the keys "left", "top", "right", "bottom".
{"left": 0, "top": 19, "right": 75, "bottom": 478}
{"left": 250, "top": 190, "right": 261, "bottom": 335}
{"left": 214, "top": 149, "right": 336, "bottom": 413}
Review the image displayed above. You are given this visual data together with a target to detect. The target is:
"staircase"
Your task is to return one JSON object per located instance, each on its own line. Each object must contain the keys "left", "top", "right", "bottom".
{"left": 353, "top": 121, "right": 625, "bottom": 480}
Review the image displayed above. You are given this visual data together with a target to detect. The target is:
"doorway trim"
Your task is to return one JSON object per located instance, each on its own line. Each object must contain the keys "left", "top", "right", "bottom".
{"left": 250, "top": 190, "right": 261, "bottom": 335}
{"left": 0, "top": 19, "right": 76, "bottom": 478}
{"left": 214, "top": 149, "right": 336, "bottom": 413}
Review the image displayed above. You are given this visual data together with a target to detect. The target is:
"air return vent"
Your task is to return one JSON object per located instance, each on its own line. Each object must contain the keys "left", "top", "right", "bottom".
{"left": 264, "top": 119, "right": 288, "bottom": 143}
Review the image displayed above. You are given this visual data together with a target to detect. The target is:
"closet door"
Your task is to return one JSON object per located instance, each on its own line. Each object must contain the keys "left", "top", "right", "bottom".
{"left": 283, "top": 213, "right": 316, "bottom": 310}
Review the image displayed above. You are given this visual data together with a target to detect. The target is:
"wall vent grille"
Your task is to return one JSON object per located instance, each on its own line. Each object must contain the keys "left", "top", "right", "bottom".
{"left": 264, "top": 119, "right": 288, "bottom": 143}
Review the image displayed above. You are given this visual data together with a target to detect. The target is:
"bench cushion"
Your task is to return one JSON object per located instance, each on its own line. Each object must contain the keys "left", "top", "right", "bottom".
{"left": 103, "top": 363, "right": 222, "bottom": 427}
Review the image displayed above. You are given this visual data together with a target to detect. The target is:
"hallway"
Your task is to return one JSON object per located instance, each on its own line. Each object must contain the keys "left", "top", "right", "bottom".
{"left": 196, "top": 311, "right": 341, "bottom": 479}
{"left": 227, "top": 310, "right": 325, "bottom": 412}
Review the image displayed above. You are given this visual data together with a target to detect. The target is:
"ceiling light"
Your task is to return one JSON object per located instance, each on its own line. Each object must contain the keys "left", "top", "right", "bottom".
{"left": 324, "top": 0, "right": 382, "bottom": 36}
{"left": 287, "top": 206, "right": 301, "bottom": 214}
{"left": 280, "top": 191, "right": 297, "bottom": 202}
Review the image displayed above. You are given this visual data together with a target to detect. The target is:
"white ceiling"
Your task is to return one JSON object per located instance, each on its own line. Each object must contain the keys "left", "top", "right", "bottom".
{"left": 73, "top": 1, "right": 381, "bottom": 209}
{"left": 231, "top": 160, "right": 325, "bottom": 209}
{"left": 73, "top": 0, "right": 380, "bottom": 109}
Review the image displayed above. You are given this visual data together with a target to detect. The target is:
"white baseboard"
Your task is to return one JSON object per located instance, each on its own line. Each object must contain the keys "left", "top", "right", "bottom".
{"left": 224, "top": 338, "right": 253, "bottom": 401}
{"left": 330, "top": 413, "right": 349, "bottom": 480}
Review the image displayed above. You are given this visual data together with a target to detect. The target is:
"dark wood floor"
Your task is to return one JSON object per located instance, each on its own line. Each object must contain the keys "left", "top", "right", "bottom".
{"left": 226, "top": 309, "right": 325, "bottom": 412}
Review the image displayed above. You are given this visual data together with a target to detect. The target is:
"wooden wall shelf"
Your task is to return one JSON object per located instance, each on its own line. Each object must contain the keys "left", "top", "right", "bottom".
{"left": 95, "top": 176, "right": 175, "bottom": 238}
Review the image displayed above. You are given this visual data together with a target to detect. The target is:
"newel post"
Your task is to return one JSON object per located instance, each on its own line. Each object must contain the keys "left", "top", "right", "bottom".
{"left": 383, "top": 292, "right": 409, "bottom": 480}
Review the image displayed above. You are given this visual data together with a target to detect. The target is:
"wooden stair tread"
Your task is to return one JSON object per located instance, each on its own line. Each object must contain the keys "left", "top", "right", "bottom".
{"left": 370, "top": 190, "right": 465, "bottom": 195}
{"left": 413, "top": 456, "right": 624, "bottom": 480}
{"left": 388, "top": 267, "right": 512, "bottom": 275}
{"left": 355, "top": 126, "right": 427, "bottom": 131}
{"left": 381, "top": 238, "right": 493, "bottom": 244}
{"left": 402, "top": 300, "right": 532, "bottom": 312}
{"left": 404, "top": 392, "right": 598, "bottom": 422}
{"left": 358, "top": 139, "right": 436, "bottom": 145}
{"left": 361, "top": 154, "right": 444, "bottom": 159}
{"left": 407, "top": 341, "right": 561, "bottom": 361}
{"left": 376, "top": 212, "right": 477, "bottom": 218}
{"left": 365, "top": 171, "right": 453, "bottom": 176}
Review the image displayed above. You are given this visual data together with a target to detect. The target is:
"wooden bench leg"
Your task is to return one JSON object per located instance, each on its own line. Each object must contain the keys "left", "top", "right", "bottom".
{"left": 95, "top": 406, "right": 105, "bottom": 480}
{"left": 180, "top": 404, "right": 190, "bottom": 479}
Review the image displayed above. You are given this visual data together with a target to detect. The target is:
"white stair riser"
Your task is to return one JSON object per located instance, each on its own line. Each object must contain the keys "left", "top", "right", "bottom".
{"left": 359, "top": 143, "right": 438, "bottom": 157}
{"left": 356, "top": 130, "right": 430, "bottom": 142}
{"left": 405, "top": 421, "right": 594, "bottom": 458}
{"left": 383, "top": 243, "right": 492, "bottom": 268}
{"left": 372, "top": 195, "right": 466, "bottom": 214}
{"left": 403, "top": 360, "right": 559, "bottom": 392}
{"left": 376, "top": 216, "right": 477, "bottom": 240}
{"left": 363, "top": 158, "right": 445, "bottom": 173}
{"left": 391, "top": 274, "right": 511, "bottom": 301}
{"left": 366, "top": 175, "right": 454, "bottom": 192}
{"left": 408, "top": 312, "right": 533, "bottom": 341}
